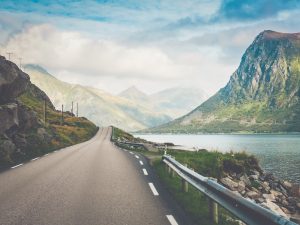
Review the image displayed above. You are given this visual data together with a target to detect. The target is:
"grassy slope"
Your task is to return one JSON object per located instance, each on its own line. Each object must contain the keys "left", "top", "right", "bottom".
{"left": 17, "top": 86, "right": 98, "bottom": 155}
{"left": 111, "top": 127, "right": 260, "bottom": 224}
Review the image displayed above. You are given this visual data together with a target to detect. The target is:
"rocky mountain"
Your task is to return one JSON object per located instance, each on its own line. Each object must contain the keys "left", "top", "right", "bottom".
{"left": 0, "top": 56, "right": 98, "bottom": 169}
{"left": 24, "top": 65, "right": 207, "bottom": 131}
{"left": 146, "top": 30, "right": 300, "bottom": 133}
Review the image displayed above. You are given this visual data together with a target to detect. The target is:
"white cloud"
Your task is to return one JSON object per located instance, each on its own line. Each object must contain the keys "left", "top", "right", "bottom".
{"left": 1, "top": 24, "right": 236, "bottom": 95}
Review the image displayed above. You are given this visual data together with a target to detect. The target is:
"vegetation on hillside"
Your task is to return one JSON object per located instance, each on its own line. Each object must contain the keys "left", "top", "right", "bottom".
{"left": 18, "top": 85, "right": 98, "bottom": 151}
{"left": 0, "top": 83, "right": 98, "bottom": 170}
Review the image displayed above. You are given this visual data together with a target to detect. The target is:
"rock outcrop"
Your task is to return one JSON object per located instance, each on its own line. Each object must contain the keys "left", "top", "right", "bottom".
{"left": 0, "top": 56, "right": 56, "bottom": 168}
{"left": 0, "top": 56, "right": 29, "bottom": 104}
{"left": 220, "top": 169, "right": 300, "bottom": 222}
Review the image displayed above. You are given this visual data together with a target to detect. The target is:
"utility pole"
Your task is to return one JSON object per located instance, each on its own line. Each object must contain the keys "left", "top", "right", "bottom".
{"left": 18, "top": 57, "right": 22, "bottom": 70}
{"left": 6, "top": 52, "right": 13, "bottom": 61}
{"left": 61, "top": 104, "right": 64, "bottom": 125}
{"left": 43, "top": 99, "right": 47, "bottom": 125}
{"left": 71, "top": 101, "right": 74, "bottom": 116}
{"left": 76, "top": 102, "right": 78, "bottom": 117}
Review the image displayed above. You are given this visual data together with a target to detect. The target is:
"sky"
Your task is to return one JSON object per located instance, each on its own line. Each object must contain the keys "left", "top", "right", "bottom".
{"left": 0, "top": 0, "right": 300, "bottom": 95}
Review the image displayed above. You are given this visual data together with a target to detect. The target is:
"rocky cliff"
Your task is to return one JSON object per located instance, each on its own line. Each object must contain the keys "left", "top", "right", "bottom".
{"left": 0, "top": 56, "right": 98, "bottom": 169}
{"left": 147, "top": 30, "right": 300, "bottom": 133}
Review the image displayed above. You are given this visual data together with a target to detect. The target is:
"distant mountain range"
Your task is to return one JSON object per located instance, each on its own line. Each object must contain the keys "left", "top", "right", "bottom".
{"left": 24, "top": 65, "right": 207, "bottom": 131}
{"left": 119, "top": 85, "right": 208, "bottom": 119}
{"left": 146, "top": 30, "right": 300, "bottom": 133}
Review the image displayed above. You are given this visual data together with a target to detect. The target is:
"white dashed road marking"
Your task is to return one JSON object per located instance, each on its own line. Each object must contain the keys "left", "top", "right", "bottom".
{"left": 31, "top": 157, "right": 39, "bottom": 161}
{"left": 166, "top": 215, "right": 179, "bottom": 225}
{"left": 148, "top": 183, "right": 159, "bottom": 196}
{"left": 11, "top": 164, "right": 23, "bottom": 169}
{"left": 130, "top": 151, "right": 133, "bottom": 154}
{"left": 143, "top": 169, "right": 148, "bottom": 175}
{"left": 139, "top": 160, "right": 144, "bottom": 165}
{"left": 135, "top": 155, "right": 139, "bottom": 159}
{"left": 44, "top": 153, "right": 49, "bottom": 156}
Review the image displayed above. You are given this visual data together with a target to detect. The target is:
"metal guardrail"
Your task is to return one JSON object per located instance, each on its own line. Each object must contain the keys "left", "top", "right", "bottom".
{"left": 163, "top": 154, "right": 298, "bottom": 225}
{"left": 115, "top": 141, "right": 148, "bottom": 151}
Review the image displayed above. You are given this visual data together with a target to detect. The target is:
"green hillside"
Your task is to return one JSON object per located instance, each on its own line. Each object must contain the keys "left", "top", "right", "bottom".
{"left": 146, "top": 31, "right": 300, "bottom": 133}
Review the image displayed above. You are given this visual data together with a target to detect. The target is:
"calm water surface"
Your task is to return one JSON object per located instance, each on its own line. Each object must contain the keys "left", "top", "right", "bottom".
{"left": 136, "top": 134, "right": 300, "bottom": 184}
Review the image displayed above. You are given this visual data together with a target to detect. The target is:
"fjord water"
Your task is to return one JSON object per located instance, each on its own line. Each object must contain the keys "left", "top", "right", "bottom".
{"left": 136, "top": 134, "right": 300, "bottom": 184}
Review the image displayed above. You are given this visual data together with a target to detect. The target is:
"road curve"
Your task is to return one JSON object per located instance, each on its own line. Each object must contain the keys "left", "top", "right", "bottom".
{"left": 0, "top": 127, "right": 191, "bottom": 225}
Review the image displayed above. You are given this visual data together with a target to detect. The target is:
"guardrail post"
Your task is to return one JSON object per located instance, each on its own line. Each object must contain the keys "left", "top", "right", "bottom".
{"left": 182, "top": 164, "right": 188, "bottom": 192}
{"left": 167, "top": 165, "right": 171, "bottom": 175}
{"left": 208, "top": 198, "right": 218, "bottom": 224}
{"left": 165, "top": 163, "right": 169, "bottom": 172}
{"left": 171, "top": 169, "right": 175, "bottom": 178}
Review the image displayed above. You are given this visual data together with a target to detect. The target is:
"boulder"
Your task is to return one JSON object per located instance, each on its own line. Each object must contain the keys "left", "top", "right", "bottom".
{"left": 282, "top": 181, "right": 292, "bottom": 190}
{"left": 220, "top": 177, "right": 239, "bottom": 191}
{"left": 263, "top": 193, "right": 276, "bottom": 202}
{"left": 237, "top": 181, "right": 246, "bottom": 192}
{"left": 263, "top": 172, "right": 275, "bottom": 181}
{"left": 250, "top": 170, "right": 260, "bottom": 176}
{"left": 261, "top": 200, "right": 289, "bottom": 218}
{"left": 257, "top": 198, "right": 265, "bottom": 203}
{"left": 249, "top": 174, "right": 259, "bottom": 180}
{"left": 290, "top": 184, "right": 300, "bottom": 197}
{"left": 240, "top": 174, "right": 251, "bottom": 186}
{"left": 13, "top": 133, "right": 27, "bottom": 149}
{"left": 0, "top": 56, "right": 29, "bottom": 104}
{"left": 270, "top": 190, "right": 283, "bottom": 198}
{"left": 0, "top": 139, "right": 15, "bottom": 168}
{"left": 246, "top": 191, "right": 260, "bottom": 199}
{"left": 0, "top": 103, "right": 18, "bottom": 135}
{"left": 18, "top": 104, "right": 39, "bottom": 131}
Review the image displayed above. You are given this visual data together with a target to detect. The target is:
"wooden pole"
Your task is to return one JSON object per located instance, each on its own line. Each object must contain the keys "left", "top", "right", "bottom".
{"left": 171, "top": 168, "right": 175, "bottom": 178}
{"left": 71, "top": 101, "right": 74, "bottom": 116}
{"left": 167, "top": 165, "right": 171, "bottom": 175}
{"left": 76, "top": 102, "right": 78, "bottom": 117}
{"left": 208, "top": 198, "right": 219, "bottom": 224}
{"left": 61, "top": 104, "right": 64, "bottom": 125}
{"left": 43, "top": 99, "right": 47, "bottom": 125}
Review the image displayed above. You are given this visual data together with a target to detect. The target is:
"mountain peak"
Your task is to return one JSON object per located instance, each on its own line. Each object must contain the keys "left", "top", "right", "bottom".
{"left": 256, "top": 30, "right": 300, "bottom": 42}
{"left": 119, "top": 86, "right": 148, "bottom": 100}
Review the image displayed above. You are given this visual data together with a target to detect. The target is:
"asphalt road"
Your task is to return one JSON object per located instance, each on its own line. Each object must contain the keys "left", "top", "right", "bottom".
{"left": 0, "top": 127, "right": 193, "bottom": 225}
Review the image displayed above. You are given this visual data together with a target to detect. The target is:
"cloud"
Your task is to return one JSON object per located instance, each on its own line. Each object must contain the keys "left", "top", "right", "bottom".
{"left": 0, "top": 23, "right": 237, "bottom": 95}
{"left": 1, "top": 24, "right": 179, "bottom": 79}
{"left": 216, "top": 0, "right": 300, "bottom": 21}
{"left": 1, "top": 0, "right": 300, "bottom": 96}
